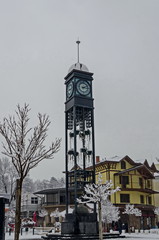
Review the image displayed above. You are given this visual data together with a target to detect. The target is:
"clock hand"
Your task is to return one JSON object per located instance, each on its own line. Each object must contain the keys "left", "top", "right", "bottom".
{"left": 81, "top": 85, "right": 87, "bottom": 89}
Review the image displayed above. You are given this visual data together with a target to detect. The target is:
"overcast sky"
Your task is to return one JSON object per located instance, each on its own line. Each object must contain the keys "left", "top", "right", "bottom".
{"left": 0, "top": 0, "right": 159, "bottom": 180}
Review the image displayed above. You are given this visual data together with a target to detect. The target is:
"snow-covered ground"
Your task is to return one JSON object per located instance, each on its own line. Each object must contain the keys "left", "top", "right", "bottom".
{"left": 120, "top": 232, "right": 159, "bottom": 239}
{"left": 5, "top": 232, "right": 159, "bottom": 240}
{"left": 5, "top": 229, "right": 42, "bottom": 239}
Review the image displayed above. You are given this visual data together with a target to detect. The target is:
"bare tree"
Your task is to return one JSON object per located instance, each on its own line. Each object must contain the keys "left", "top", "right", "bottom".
{"left": 0, "top": 104, "right": 61, "bottom": 240}
{"left": 0, "top": 157, "right": 17, "bottom": 205}
{"left": 23, "top": 175, "right": 35, "bottom": 193}
{"left": 154, "top": 207, "right": 159, "bottom": 216}
{"left": 33, "top": 176, "right": 65, "bottom": 191}
{"left": 123, "top": 204, "right": 141, "bottom": 232}
{"left": 102, "top": 201, "right": 120, "bottom": 229}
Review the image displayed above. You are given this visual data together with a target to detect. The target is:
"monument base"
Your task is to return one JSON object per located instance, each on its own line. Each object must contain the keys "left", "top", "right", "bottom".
{"left": 61, "top": 221, "right": 98, "bottom": 235}
{"left": 61, "top": 213, "right": 98, "bottom": 235}
{"left": 42, "top": 233, "right": 124, "bottom": 239}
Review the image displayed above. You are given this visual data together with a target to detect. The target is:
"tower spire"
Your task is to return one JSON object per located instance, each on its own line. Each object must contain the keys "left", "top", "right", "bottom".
{"left": 76, "top": 39, "right": 80, "bottom": 63}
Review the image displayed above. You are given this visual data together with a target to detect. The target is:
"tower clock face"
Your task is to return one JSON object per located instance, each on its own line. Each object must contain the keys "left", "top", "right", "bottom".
{"left": 76, "top": 80, "right": 90, "bottom": 96}
{"left": 67, "top": 81, "right": 73, "bottom": 98}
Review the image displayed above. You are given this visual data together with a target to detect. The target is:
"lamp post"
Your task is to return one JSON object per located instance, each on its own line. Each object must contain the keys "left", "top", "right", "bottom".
{"left": 0, "top": 196, "right": 9, "bottom": 240}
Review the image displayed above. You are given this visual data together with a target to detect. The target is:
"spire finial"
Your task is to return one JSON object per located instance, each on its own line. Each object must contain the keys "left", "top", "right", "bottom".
{"left": 76, "top": 39, "right": 80, "bottom": 63}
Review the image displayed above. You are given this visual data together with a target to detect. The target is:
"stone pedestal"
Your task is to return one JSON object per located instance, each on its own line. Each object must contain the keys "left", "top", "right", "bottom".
{"left": 61, "top": 213, "right": 98, "bottom": 235}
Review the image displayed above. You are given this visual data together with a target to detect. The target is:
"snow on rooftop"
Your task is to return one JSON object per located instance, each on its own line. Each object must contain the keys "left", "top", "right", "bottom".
{"left": 135, "top": 159, "right": 145, "bottom": 164}
{"left": 101, "top": 156, "right": 123, "bottom": 162}
{"left": 101, "top": 156, "right": 156, "bottom": 166}
{"left": 155, "top": 163, "right": 159, "bottom": 170}
{"left": 154, "top": 172, "right": 159, "bottom": 177}
{"left": 135, "top": 159, "right": 159, "bottom": 167}
{"left": 0, "top": 193, "right": 10, "bottom": 199}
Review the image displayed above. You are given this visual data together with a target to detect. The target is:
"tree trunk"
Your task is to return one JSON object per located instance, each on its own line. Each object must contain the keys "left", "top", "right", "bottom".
{"left": 98, "top": 201, "right": 103, "bottom": 240}
{"left": 14, "top": 179, "right": 22, "bottom": 240}
{"left": 128, "top": 215, "right": 130, "bottom": 233}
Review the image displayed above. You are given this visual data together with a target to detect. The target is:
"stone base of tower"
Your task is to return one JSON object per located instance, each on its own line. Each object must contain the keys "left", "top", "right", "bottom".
{"left": 61, "top": 213, "right": 98, "bottom": 235}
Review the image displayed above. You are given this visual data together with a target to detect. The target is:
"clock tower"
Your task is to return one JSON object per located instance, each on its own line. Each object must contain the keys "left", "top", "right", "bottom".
{"left": 62, "top": 41, "right": 98, "bottom": 235}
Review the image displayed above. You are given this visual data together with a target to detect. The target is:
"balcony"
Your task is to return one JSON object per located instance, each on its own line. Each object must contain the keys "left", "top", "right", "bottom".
{"left": 119, "top": 186, "right": 156, "bottom": 194}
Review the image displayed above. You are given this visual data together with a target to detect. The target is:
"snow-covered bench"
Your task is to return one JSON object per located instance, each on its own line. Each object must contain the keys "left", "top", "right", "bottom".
{"left": 149, "top": 228, "right": 159, "bottom": 234}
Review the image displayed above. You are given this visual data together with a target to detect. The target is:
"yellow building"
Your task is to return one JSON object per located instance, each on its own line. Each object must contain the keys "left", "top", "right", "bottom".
{"left": 91, "top": 155, "right": 159, "bottom": 230}
{"left": 153, "top": 163, "right": 159, "bottom": 208}
{"left": 153, "top": 163, "right": 159, "bottom": 223}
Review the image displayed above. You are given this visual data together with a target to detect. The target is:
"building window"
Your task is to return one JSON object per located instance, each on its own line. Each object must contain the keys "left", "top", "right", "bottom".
{"left": 147, "top": 180, "right": 151, "bottom": 189}
{"left": 60, "top": 195, "right": 65, "bottom": 204}
{"left": 120, "top": 194, "right": 130, "bottom": 203}
{"left": 119, "top": 176, "right": 129, "bottom": 188}
{"left": 31, "top": 197, "right": 38, "bottom": 204}
{"left": 121, "top": 161, "right": 126, "bottom": 169}
{"left": 139, "top": 178, "right": 143, "bottom": 188}
{"left": 147, "top": 196, "right": 152, "bottom": 205}
{"left": 140, "top": 195, "right": 144, "bottom": 204}
{"left": 47, "top": 193, "right": 58, "bottom": 204}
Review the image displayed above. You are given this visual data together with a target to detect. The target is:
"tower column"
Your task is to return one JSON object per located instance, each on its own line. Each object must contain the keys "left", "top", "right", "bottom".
{"left": 65, "top": 111, "right": 69, "bottom": 215}
{"left": 73, "top": 106, "right": 78, "bottom": 214}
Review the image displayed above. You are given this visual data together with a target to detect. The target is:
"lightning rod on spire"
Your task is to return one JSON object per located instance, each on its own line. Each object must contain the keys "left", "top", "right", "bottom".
{"left": 76, "top": 39, "right": 80, "bottom": 63}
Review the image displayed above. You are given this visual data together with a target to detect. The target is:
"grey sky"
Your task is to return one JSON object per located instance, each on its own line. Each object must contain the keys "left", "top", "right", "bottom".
{"left": 0, "top": 0, "right": 159, "bottom": 180}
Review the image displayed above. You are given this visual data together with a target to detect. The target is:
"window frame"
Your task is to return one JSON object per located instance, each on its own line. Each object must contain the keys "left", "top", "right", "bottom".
{"left": 31, "top": 197, "right": 38, "bottom": 204}
{"left": 140, "top": 195, "right": 144, "bottom": 204}
{"left": 147, "top": 196, "right": 152, "bottom": 205}
{"left": 121, "top": 161, "right": 126, "bottom": 169}
{"left": 119, "top": 175, "right": 129, "bottom": 188}
{"left": 120, "top": 194, "right": 130, "bottom": 203}
{"left": 139, "top": 177, "right": 143, "bottom": 188}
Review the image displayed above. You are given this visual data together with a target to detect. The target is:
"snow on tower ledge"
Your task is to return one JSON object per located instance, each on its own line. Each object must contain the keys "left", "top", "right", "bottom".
{"left": 68, "top": 62, "right": 89, "bottom": 73}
